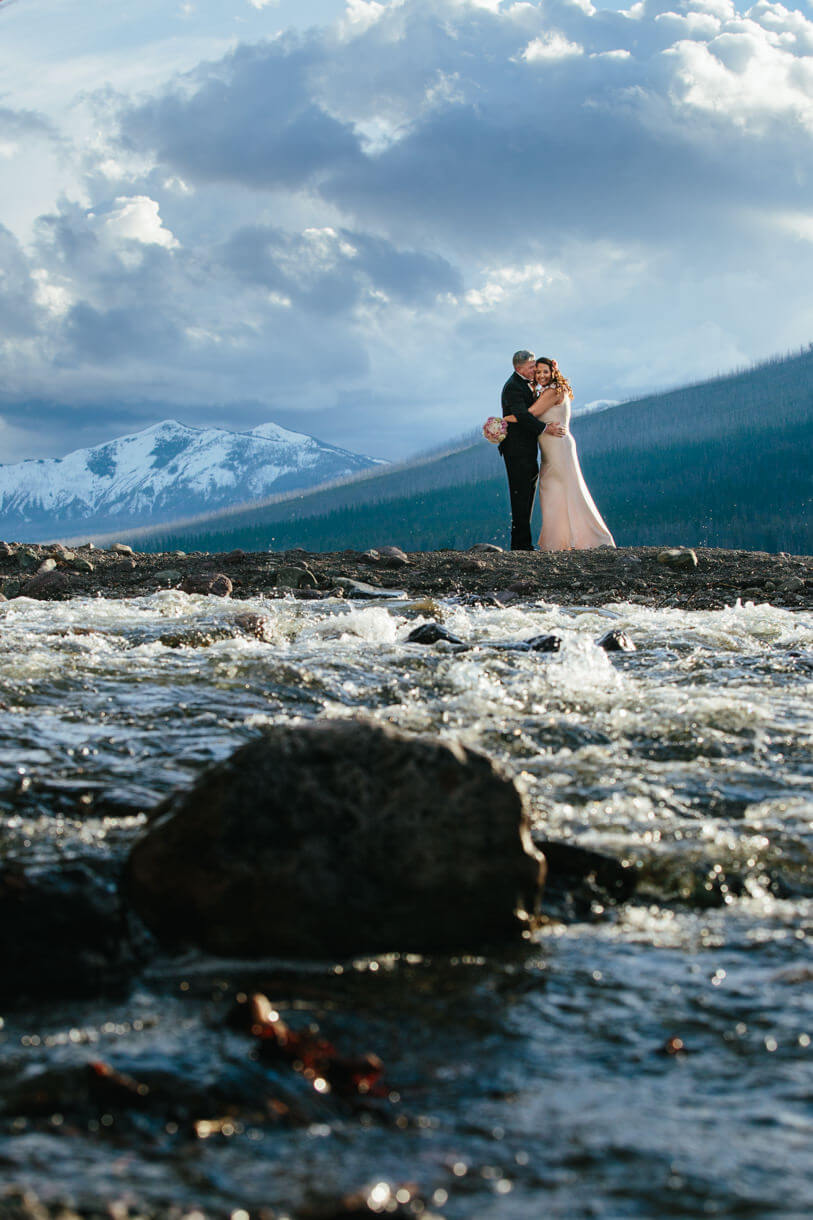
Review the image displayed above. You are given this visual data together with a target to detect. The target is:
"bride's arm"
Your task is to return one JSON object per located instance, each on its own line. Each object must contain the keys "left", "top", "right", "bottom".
{"left": 505, "top": 386, "right": 564, "bottom": 424}
{"left": 527, "top": 386, "right": 564, "bottom": 418}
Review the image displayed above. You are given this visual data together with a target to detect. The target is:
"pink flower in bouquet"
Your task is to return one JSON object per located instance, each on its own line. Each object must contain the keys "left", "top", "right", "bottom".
{"left": 483, "top": 416, "right": 508, "bottom": 444}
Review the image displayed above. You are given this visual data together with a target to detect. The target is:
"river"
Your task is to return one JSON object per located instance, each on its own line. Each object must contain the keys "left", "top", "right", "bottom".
{"left": 1, "top": 591, "right": 811, "bottom": 1219}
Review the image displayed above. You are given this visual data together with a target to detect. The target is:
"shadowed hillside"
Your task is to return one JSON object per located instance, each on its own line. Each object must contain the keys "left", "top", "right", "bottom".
{"left": 116, "top": 345, "right": 813, "bottom": 554}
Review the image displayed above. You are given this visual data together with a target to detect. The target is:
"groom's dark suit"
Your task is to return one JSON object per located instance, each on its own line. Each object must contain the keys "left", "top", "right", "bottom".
{"left": 499, "top": 371, "right": 547, "bottom": 550}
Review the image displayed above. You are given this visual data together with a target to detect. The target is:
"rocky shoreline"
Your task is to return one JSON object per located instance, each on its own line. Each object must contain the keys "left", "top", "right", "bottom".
{"left": 0, "top": 540, "right": 810, "bottom": 609}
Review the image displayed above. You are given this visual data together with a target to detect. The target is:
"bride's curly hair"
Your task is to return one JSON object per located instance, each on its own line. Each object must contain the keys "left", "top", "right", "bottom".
{"left": 536, "top": 357, "right": 573, "bottom": 400}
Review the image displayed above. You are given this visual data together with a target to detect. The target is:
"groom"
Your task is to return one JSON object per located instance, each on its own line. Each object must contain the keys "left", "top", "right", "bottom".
{"left": 499, "top": 349, "right": 566, "bottom": 551}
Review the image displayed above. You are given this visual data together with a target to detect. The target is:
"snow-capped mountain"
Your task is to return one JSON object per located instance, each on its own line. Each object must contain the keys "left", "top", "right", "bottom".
{"left": 0, "top": 419, "right": 386, "bottom": 542}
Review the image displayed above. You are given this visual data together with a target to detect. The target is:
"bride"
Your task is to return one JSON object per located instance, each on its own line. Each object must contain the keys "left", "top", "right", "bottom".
{"left": 506, "top": 357, "right": 615, "bottom": 550}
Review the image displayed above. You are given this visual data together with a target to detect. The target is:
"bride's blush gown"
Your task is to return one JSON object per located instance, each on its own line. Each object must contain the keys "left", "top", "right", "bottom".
{"left": 537, "top": 395, "right": 615, "bottom": 550}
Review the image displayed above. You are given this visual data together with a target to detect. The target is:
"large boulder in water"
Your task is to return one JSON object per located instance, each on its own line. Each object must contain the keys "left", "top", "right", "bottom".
{"left": 126, "top": 720, "right": 546, "bottom": 957}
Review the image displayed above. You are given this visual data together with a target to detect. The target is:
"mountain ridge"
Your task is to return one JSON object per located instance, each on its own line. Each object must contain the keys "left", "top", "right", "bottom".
{"left": 0, "top": 417, "right": 386, "bottom": 542}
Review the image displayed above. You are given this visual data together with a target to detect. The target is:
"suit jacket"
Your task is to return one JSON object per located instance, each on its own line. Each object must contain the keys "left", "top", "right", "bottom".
{"left": 498, "top": 371, "right": 546, "bottom": 459}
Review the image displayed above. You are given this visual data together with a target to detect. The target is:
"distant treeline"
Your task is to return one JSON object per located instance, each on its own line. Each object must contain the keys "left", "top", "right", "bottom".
{"left": 143, "top": 344, "right": 813, "bottom": 555}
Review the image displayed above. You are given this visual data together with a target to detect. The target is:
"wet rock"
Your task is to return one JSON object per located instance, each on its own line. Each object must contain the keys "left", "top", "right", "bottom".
{"left": 657, "top": 547, "right": 698, "bottom": 570}
{"left": 159, "top": 627, "right": 234, "bottom": 649}
{"left": 534, "top": 840, "right": 637, "bottom": 919}
{"left": 154, "top": 568, "right": 182, "bottom": 584}
{"left": 22, "top": 570, "right": 72, "bottom": 600}
{"left": 109, "top": 542, "right": 135, "bottom": 555}
{"left": 180, "top": 572, "right": 233, "bottom": 597}
{"left": 0, "top": 861, "right": 148, "bottom": 1002}
{"left": 597, "top": 629, "right": 637, "bottom": 652}
{"left": 234, "top": 612, "right": 276, "bottom": 642}
{"left": 405, "top": 622, "right": 466, "bottom": 646}
{"left": 127, "top": 719, "right": 546, "bottom": 956}
{"left": 0, "top": 578, "right": 21, "bottom": 598}
{"left": 469, "top": 543, "right": 503, "bottom": 553}
{"left": 525, "top": 634, "right": 562, "bottom": 653}
{"left": 781, "top": 576, "right": 805, "bottom": 593}
{"left": 68, "top": 555, "right": 94, "bottom": 573}
{"left": 277, "top": 564, "right": 318, "bottom": 589}
{"left": 0, "top": 541, "right": 14, "bottom": 558}
{"left": 331, "top": 578, "right": 406, "bottom": 599}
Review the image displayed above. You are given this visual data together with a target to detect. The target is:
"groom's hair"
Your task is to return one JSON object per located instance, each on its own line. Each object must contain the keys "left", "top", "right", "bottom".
{"left": 512, "top": 350, "right": 534, "bottom": 367}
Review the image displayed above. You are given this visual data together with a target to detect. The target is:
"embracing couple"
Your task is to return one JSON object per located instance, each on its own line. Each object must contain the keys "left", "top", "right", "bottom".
{"left": 498, "top": 350, "right": 615, "bottom": 553}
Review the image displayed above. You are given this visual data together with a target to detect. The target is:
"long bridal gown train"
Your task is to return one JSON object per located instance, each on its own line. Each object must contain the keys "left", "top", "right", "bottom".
{"left": 537, "top": 395, "right": 615, "bottom": 550}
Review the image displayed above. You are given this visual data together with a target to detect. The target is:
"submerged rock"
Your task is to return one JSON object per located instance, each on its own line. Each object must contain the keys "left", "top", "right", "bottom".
{"left": 127, "top": 719, "right": 546, "bottom": 957}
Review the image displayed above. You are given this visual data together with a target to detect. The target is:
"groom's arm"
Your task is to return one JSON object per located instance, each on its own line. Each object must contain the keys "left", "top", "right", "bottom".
{"left": 502, "top": 380, "right": 546, "bottom": 436}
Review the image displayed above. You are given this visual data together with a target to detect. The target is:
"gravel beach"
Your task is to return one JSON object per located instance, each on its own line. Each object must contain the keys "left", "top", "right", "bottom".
{"left": 0, "top": 541, "right": 811, "bottom": 609}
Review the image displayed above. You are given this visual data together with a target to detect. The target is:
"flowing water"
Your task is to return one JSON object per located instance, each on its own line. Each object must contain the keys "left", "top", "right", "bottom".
{"left": 0, "top": 592, "right": 811, "bottom": 1218}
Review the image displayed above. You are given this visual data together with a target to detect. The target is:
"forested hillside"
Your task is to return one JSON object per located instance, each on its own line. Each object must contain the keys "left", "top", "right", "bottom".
{"left": 137, "top": 346, "right": 813, "bottom": 554}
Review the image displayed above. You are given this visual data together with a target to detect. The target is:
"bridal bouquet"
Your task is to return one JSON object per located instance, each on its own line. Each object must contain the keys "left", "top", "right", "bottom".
{"left": 482, "top": 416, "right": 508, "bottom": 444}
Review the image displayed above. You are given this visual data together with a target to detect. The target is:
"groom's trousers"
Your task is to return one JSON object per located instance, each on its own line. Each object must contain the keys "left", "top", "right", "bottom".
{"left": 502, "top": 453, "right": 539, "bottom": 551}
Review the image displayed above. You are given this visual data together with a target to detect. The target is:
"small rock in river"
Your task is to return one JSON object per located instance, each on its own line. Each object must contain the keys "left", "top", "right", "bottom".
{"left": 126, "top": 718, "right": 546, "bottom": 957}
{"left": 406, "top": 622, "right": 466, "bottom": 646}
{"left": 525, "top": 634, "right": 562, "bottom": 653}
{"left": 234, "top": 612, "right": 275, "bottom": 642}
{"left": 596, "top": 629, "right": 636, "bottom": 652}
{"left": 180, "top": 572, "right": 233, "bottom": 597}
{"left": 657, "top": 547, "right": 698, "bottom": 570}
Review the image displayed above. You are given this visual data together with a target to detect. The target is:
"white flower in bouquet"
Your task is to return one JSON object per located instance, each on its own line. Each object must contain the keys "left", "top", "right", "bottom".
{"left": 482, "top": 416, "right": 508, "bottom": 444}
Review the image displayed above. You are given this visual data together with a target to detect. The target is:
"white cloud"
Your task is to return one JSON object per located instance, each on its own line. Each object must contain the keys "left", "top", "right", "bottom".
{"left": 101, "top": 196, "right": 179, "bottom": 247}
{"left": 522, "top": 31, "right": 585, "bottom": 60}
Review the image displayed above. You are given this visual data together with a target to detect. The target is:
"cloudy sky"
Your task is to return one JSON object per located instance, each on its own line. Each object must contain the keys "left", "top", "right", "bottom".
{"left": 1, "top": 0, "right": 811, "bottom": 463}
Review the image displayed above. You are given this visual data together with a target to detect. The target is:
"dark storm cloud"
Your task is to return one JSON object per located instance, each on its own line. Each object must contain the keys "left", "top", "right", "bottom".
{"left": 119, "top": 37, "right": 363, "bottom": 189}
{"left": 221, "top": 223, "right": 461, "bottom": 313}
{"left": 112, "top": 1, "right": 813, "bottom": 262}
{"left": 0, "top": 226, "right": 39, "bottom": 336}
